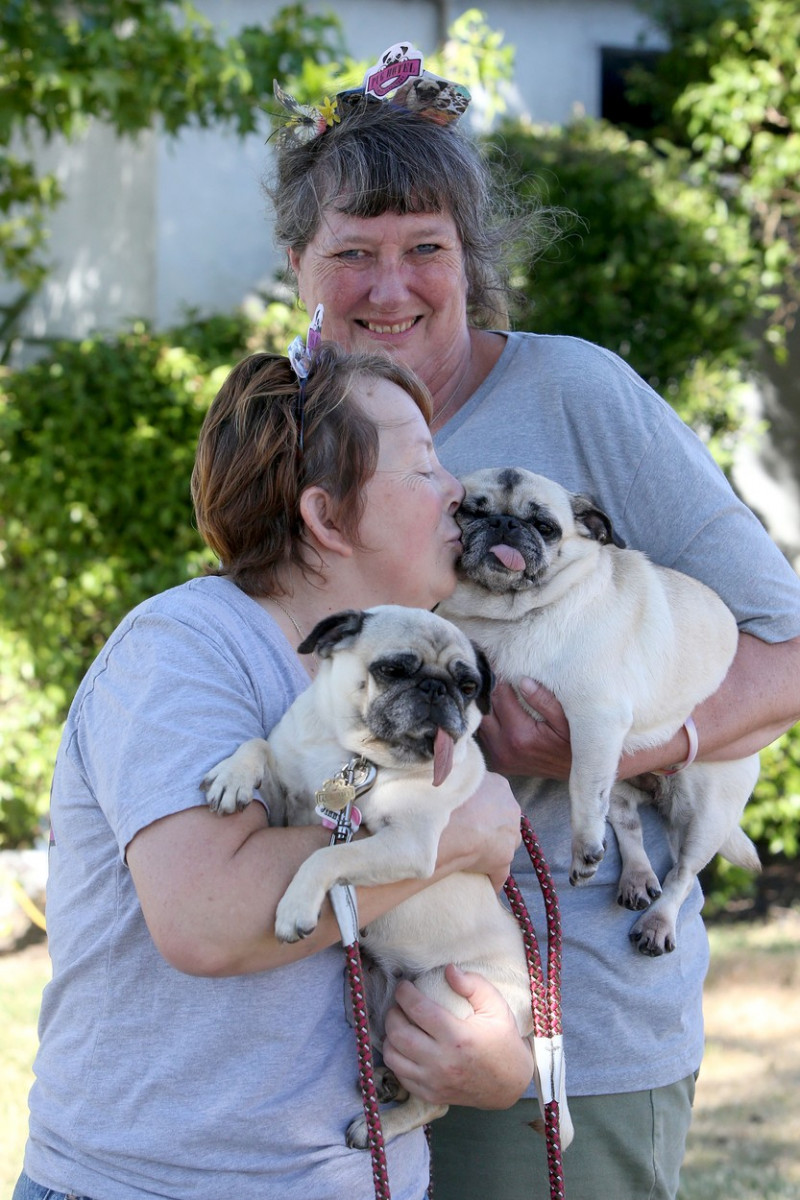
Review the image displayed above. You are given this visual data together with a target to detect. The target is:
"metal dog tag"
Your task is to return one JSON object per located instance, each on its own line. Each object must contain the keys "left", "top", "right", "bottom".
{"left": 315, "top": 778, "right": 357, "bottom": 811}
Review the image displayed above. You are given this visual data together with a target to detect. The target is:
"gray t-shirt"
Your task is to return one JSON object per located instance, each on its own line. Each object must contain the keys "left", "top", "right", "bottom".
{"left": 25, "top": 576, "right": 428, "bottom": 1200}
{"left": 435, "top": 331, "right": 800, "bottom": 1096}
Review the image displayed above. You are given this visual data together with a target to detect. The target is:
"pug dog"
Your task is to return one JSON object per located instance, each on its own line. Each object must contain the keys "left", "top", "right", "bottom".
{"left": 437, "top": 467, "right": 761, "bottom": 956}
{"left": 202, "top": 604, "right": 573, "bottom": 1148}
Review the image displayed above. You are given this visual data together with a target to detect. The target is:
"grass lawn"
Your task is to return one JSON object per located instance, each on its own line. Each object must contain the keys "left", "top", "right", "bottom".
{"left": 679, "top": 911, "right": 800, "bottom": 1200}
{"left": 0, "top": 938, "right": 49, "bottom": 1197}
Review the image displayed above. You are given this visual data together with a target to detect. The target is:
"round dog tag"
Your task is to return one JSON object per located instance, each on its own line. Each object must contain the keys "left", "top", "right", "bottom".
{"left": 315, "top": 778, "right": 357, "bottom": 811}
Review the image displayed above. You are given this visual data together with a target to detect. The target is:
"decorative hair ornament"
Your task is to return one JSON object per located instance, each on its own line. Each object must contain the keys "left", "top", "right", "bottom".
{"left": 287, "top": 303, "right": 324, "bottom": 456}
{"left": 271, "top": 42, "right": 470, "bottom": 149}
{"left": 272, "top": 81, "right": 341, "bottom": 147}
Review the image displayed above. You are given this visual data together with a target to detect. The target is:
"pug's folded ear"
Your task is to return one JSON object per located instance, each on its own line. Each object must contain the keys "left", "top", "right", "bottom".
{"left": 298, "top": 609, "right": 369, "bottom": 658}
{"left": 571, "top": 495, "right": 626, "bottom": 548}
{"left": 471, "top": 643, "right": 495, "bottom": 715}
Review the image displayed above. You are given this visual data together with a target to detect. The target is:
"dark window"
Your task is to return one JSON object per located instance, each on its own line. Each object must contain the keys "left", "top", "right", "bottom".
{"left": 600, "top": 47, "right": 663, "bottom": 130}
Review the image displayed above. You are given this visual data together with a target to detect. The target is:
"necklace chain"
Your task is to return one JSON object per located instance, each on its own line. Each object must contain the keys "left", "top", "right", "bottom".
{"left": 266, "top": 596, "right": 305, "bottom": 642}
{"left": 433, "top": 352, "right": 472, "bottom": 429}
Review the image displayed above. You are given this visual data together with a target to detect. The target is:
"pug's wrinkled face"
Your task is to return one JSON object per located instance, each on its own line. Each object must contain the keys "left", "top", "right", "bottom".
{"left": 454, "top": 467, "right": 617, "bottom": 595}
{"left": 300, "top": 605, "right": 493, "bottom": 780}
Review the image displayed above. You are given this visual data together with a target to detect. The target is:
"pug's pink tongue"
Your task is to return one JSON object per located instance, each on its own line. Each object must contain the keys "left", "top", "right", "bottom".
{"left": 490, "top": 543, "right": 526, "bottom": 572}
{"left": 433, "top": 727, "right": 455, "bottom": 787}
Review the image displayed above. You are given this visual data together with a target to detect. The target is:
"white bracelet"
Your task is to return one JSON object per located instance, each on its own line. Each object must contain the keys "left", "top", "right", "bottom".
{"left": 658, "top": 716, "right": 699, "bottom": 776}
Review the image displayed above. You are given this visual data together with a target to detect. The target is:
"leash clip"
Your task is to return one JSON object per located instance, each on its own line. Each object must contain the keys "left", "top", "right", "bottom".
{"left": 315, "top": 756, "right": 377, "bottom": 845}
{"left": 323, "top": 757, "right": 377, "bottom": 947}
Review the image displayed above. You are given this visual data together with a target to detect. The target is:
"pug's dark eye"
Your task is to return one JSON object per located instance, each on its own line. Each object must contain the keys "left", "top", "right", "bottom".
{"left": 459, "top": 496, "right": 488, "bottom": 517}
{"left": 375, "top": 663, "right": 409, "bottom": 680}
{"left": 460, "top": 680, "right": 478, "bottom": 698}
{"left": 371, "top": 654, "right": 420, "bottom": 683}
{"left": 535, "top": 518, "right": 559, "bottom": 539}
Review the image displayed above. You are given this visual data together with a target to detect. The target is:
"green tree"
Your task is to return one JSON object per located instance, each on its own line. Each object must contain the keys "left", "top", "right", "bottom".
{"left": 631, "top": 0, "right": 800, "bottom": 351}
{"left": 488, "top": 117, "right": 760, "bottom": 466}
{"left": 0, "top": 0, "right": 345, "bottom": 356}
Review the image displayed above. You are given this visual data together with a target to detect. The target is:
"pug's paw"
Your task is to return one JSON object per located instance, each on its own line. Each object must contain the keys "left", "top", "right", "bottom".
{"left": 201, "top": 739, "right": 269, "bottom": 815}
{"left": 374, "top": 1066, "right": 408, "bottom": 1105}
{"left": 346, "top": 1114, "right": 371, "bottom": 1150}
{"left": 569, "top": 837, "right": 606, "bottom": 885}
{"left": 274, "top": 882, "right": 325, "bottom": 943}
{"left": 629, "top": 905, "right": 677, "bottom": 956}
{"left": 617, "top": 865, "right": 662, "bottom": 911}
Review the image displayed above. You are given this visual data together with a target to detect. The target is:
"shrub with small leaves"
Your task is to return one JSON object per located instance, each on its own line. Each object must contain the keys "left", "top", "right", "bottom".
{"left": 0, "top": 303, "right": 301, "bottom": 844}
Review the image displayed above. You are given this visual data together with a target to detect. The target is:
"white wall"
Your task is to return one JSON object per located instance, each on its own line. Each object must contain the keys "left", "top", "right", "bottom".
{"left": 20, "top": 0, "right": 661, "bottom": 339}
{"left": 19, "top": 125, "right": 156, "bottom": 341}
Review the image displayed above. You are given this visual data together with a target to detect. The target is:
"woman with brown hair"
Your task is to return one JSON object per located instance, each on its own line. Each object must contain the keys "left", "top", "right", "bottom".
{"left": 14, "top": 338, "right": 528, "bottom": 1200}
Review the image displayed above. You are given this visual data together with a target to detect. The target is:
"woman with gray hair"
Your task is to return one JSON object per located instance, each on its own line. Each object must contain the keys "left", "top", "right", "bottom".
{"left": 268, "top": 42, "right": 800, "bottom": 1200}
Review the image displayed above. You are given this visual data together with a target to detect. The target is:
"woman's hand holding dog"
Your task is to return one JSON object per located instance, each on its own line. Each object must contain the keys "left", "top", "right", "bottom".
{"left": 479, "top": 678, "right": 573, "bottom": 781}
{"left": 382, "top": 964, "right": 534, "bottom": 1109}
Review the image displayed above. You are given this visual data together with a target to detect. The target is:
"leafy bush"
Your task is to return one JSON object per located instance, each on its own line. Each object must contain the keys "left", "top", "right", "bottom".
{"left": 748, "top": 732, "right": 800, "bottom": 860}
{"left": 631, "top": 0, "right": 800, "bottom": 352}
{"left": 488, "top": 116, "right": 762, "bottom": 465}
{"left": 0, "top": 0, "right": 346, "bottom": 357}
{"left": 0, "top": 302, "right": 301, "bottom": 845}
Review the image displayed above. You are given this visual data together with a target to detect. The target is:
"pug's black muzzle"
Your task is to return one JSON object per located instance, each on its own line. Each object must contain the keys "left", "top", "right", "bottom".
{"left": 457, "top": 516, "right": 545, "bottom": 592}
{"left": 367, "top": 676, "right": 468, "bottom": 762}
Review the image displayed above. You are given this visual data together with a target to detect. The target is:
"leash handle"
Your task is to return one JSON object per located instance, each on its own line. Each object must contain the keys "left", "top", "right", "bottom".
{"left": 326, "top": 794, "right": 564, "bottom": 1200}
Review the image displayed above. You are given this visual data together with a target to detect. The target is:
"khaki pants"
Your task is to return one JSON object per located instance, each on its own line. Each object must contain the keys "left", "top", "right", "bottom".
{"left": 429, "top": 1075, "right": 696, "bottom": 1200}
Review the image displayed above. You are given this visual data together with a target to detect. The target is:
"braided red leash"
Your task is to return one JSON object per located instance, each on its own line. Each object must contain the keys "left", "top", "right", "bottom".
{"left": 325, "top": 757, "right": 392, "bottom": 1198}
{"left": 342, "top": 938, "right": 392, "bottom": 1200}
{"left": 504, "top": 814, "right": 567, "bottom": 1200}
{"left": 332, "top": 788, "right": 565, "bottom": 1200}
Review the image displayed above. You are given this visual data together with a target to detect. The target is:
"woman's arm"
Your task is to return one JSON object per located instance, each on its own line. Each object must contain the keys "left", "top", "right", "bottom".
{"left": 623, "top": 631, "right": 800, "bottom": 774}
{"left": 478, "top": 632, "right": 800, "bottom": 780}
{"left": 126, "top": 769, "right": 521, "bottom": 977}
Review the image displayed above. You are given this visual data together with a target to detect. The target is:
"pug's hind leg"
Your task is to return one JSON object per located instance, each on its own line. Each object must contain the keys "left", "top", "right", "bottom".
{"left": 567, "top": 718, "right": 631, "bottom": 883}
{"left": 347, "top": 1095, "right": 448, "bottom": 1149}
{"left": 608, "top": 783, "right": 662, "bottom": 911}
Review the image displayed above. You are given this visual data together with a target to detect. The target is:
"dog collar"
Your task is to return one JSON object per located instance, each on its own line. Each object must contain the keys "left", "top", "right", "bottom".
{"left": 313, "top": 755, "right": 377, "bottom": 842}
{"left": 316, "top": 802, "right": 363, "bottom": 832}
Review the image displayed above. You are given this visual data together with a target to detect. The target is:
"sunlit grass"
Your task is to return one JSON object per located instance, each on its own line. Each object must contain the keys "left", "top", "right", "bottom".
{"left": 0, "top": 940, "right": 49, "bottom": 1198}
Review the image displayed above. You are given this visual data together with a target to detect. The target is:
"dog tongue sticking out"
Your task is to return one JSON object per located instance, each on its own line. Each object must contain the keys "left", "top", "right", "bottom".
{"left": 433, "top": 726, "right": 455, "bottom": 786}
{"left": 490, "top": 543, "right": 526, "bottom": 572}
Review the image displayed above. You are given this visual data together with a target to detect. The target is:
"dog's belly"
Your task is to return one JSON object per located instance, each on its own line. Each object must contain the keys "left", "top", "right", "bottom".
{"left": 361, "top": 872, "right": 525, "bottom": 977}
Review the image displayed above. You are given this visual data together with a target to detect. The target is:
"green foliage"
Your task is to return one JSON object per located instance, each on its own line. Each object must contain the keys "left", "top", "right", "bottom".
{"left": 0, "top": 1, "right": 345, "bottom": 354}
{"left": 273, "top": 7, "right": 515, "bottom": 128}
{"left": 486, "top": 116, "right": 760, "bottom": 462}
{"left": 701, "top": 723, "right": 800, "bottom": 915}
{"left": 632, "top": 0, "right": 800, "bottom": 352}
{"left": 749, "top": 729, "right": 800, "bottom": 858}
{"left": 0, "top": 628, "right": 61, "bottom": 846}
{"left": 0, "top": 303, "right": 301, "bottom": 844}
{"left": 435, "top": 9, "right": 515, "bottom": 126}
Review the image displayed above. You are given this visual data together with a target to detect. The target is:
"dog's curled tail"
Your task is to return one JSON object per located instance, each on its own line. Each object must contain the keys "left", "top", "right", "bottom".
{"left": 719, "top": 826, "right": 761, "bottom": 873}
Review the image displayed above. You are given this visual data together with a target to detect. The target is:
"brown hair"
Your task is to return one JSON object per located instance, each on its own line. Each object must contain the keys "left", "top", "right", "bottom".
{"left": 191, "top": 342, "right": 433, "bottom": 596}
